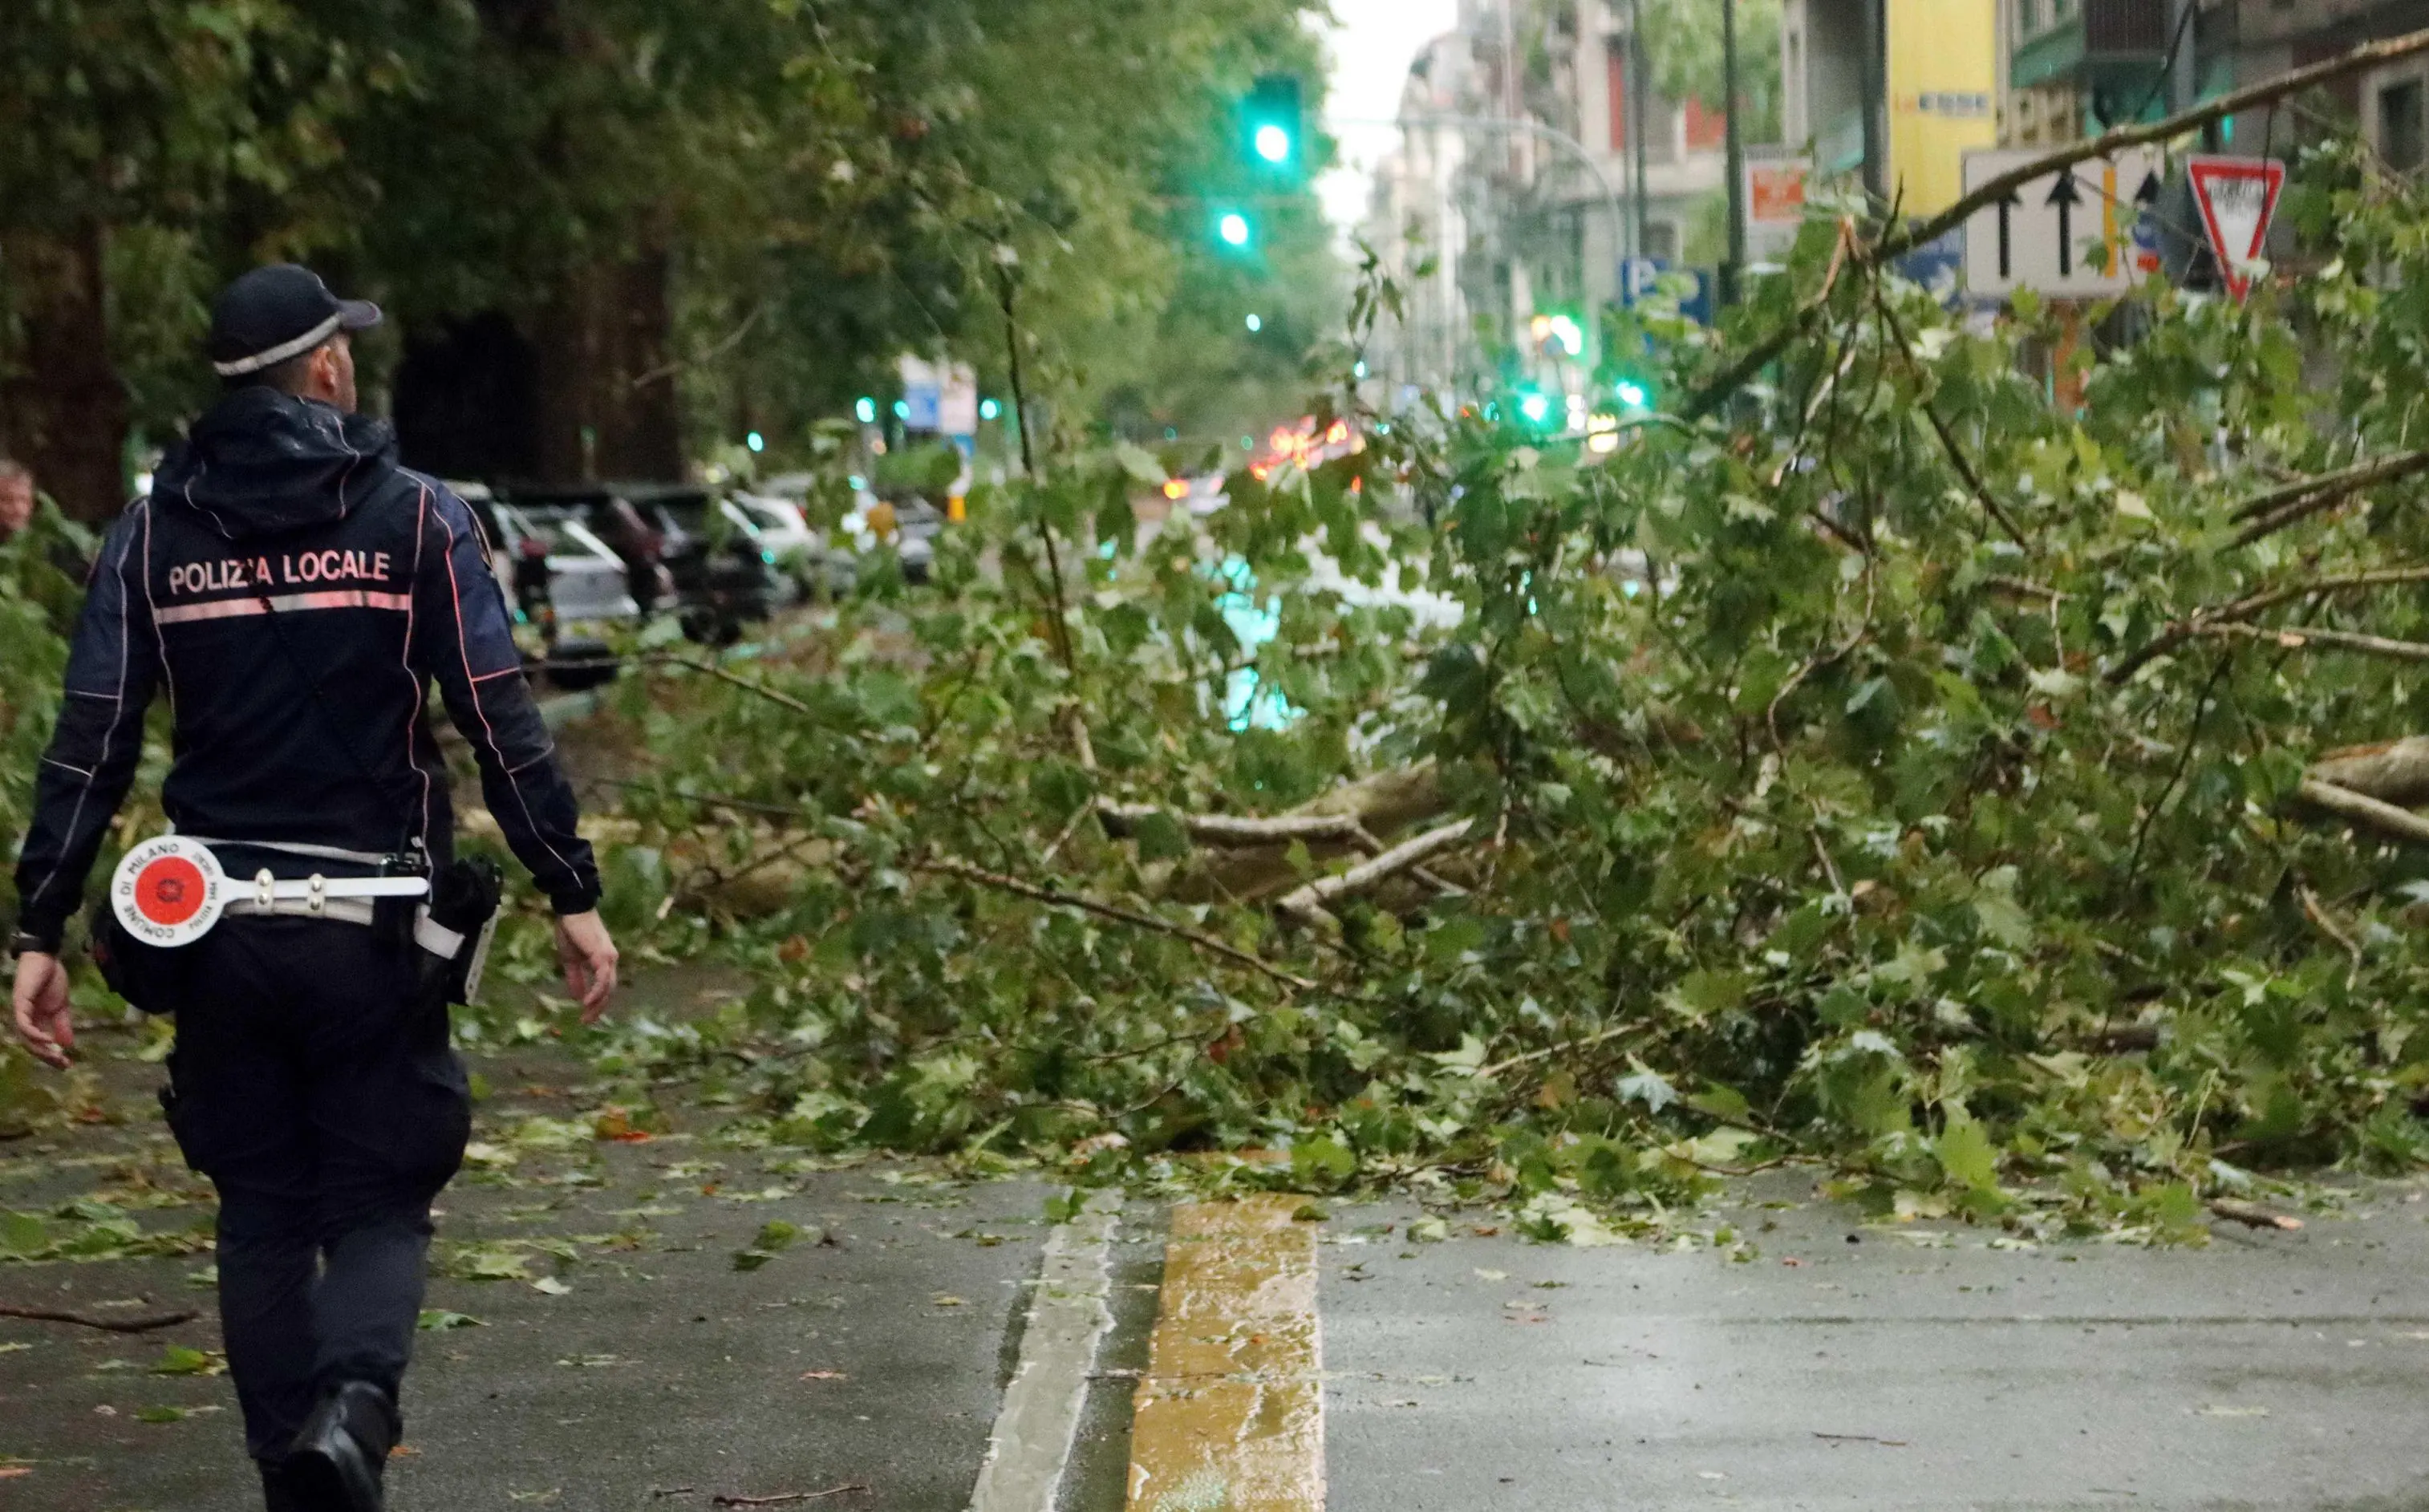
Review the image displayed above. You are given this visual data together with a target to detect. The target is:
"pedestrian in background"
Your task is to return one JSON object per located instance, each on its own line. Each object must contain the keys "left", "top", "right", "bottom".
{"left": 8, "top": 264, "right": 619, "bottom": 1512}
{"left": 0, "top": 460, "right": 34, "bottom": 542}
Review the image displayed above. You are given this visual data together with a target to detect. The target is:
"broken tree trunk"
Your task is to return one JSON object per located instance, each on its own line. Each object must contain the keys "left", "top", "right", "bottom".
{"left": 2309, "top": 737, "right": 2429, "bottom": 809}
{"left": 1162, "top": 764, "right": 1449, "bottom": 904}
{"left": 2297, "top": 776, "right": 2429, "bottom": 847}
{"left": 1277, "top": 818, "right": 1478, "bottom": 931}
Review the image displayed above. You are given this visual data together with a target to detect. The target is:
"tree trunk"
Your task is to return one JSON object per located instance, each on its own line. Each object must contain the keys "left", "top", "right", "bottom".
{"left": 0, "top": 224, "right": 129, "bottom": 521}
{"left": 2309, "top": 737, "right": 2429, "bottom": 809}
{"left": 1166, "top": 763, "right": 1449, "bottom": 904}
{"left": 533, "top": 247, "right": 684, "bottom": 484}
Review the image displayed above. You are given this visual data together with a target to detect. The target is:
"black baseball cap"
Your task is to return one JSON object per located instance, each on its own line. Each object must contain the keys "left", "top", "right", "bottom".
{"left": 207, "top": 264, "right": 382, "bottom": 379}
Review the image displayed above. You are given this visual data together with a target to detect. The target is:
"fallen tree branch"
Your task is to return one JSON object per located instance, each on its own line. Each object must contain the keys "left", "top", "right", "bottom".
{"left": 0, "top": 1303, "right": 199, "bottom": 1334}
{"left": 915, "top": 857, "right": 1316, "bottom": 992}
{"left": 1175, "top": 764, "right": 1448, "bottom": 904}
{"left": 1476, "top": 1024, "right": 1642, "bottom": 1080}
{"left": 1098, "top": 804, "right": 1377, "bottom": 849}
{"left": 1702, "top": 220, "right": 1859, "bottom": 427}
{"left": 712, "top": 1487, "right": 870, "bottom": 1508}
{"left": 656, "top": 655, "right": 816, "bottom": 717}
{"left": 671, "top": 831, "right": 829, "bottom": 914}
{"left": 1278, "top": 819, "right": 1478, "bottom": 927}
{"left": 2196, "top": 622, "right": 2429, "bottom": 663}
{"left": 2310, "top": 735, "right": 2429, "bottom": 806}
{"left": 1684, "top": 26, "right": 2429, "bottom": 420}
{"left": 587, "top": 777, "right": 802, "bottom": 820}
{"left": 2107, "top": 565, "right": 2429, "bottom": 683}
{"left": 1871, "top": 279, "right": 2030, "bottom": 548}
{"left": 2228, "top": 448, "right": 2429, "bottom": 542}
{"left": 2298, "top": 885, "right": 2365, "bottom": 975}
{"left": 2296, "top": 777, "right": 2429, "bottom": 847}
{"left": 2207, "top": 1198, "right": 2303, "bottom": 1232}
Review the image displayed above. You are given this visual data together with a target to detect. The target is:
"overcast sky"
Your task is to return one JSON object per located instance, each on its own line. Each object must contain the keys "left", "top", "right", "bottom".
{"left": 1318, "top": 0, "right": 1462, "bottom": 232}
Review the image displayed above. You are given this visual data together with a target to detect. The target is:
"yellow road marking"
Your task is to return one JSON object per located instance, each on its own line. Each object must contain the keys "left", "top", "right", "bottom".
{"left": 1125, "top": 1197, "right": 1324, "bottom": 1512}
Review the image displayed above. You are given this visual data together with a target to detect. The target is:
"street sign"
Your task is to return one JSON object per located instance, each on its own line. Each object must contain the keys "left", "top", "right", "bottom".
{"left": 898, "top": 355, "right": 943, "bottom": 430}
{"left": 1619, "top": 259, "right": 1714, "bottom": 326}
{"left": 2188, "top": 156, "right": 2285, "bottom": 300}
{"left": 1620, "top": 257, "right": 1665, "bottom": 306}
{"left": 1745, "top": 155, "right": 1811, "bottom": 261}
{"left": 1961, "top": 148, "right": 2163, "bottom": 298}
{"left": 939, "top": 363, "right": 980, "bottom": 436}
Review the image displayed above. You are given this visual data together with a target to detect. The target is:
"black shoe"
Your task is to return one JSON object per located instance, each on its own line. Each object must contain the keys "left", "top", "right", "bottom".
{"left": 284, "top": 1381, "right": 399, "bottom": 1512}
{"left": 259, "top": 1460, "right": 311, "bottom": 1512}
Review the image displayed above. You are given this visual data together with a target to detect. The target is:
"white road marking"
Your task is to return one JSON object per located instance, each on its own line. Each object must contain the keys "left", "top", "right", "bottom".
{"left": 966, "top": 1190, "right": 1121, "bottom": 1512}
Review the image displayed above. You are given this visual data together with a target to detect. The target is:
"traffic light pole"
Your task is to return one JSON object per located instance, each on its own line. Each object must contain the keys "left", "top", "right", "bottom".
{"left": 1629, "top": 0, "right": 1651, "bottom": 261}
{"left": 1721, "top": 0, "right": 1747, "bottom": 310}
{"left": 1860, "top": 0, "right": 1888, "bottom": 204}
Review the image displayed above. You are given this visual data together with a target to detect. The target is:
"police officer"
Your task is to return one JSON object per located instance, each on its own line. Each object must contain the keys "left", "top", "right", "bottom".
{"left": 8, "top": 265, "right": 620, "bottom": 1511}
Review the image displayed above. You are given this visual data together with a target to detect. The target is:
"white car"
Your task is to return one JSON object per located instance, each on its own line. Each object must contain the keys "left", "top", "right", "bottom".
{"left": 452, "top": 482, "right": 642, "bottom": 629}
{"left": 730, "top": 492, "right": 824, "bottom": 593}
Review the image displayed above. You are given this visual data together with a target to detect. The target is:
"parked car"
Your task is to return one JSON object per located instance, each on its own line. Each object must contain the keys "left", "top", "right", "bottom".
{"left": 452, "top": 483, "right": 642, "bottom": 690}
{"left": 502, "top": 484, "right": 782, "bottom": 644}
{"left": 856, "top": 493, "right": 941, "bottom": 586}
{"left": 729, "top": 492, "right": 826, "bottom": 594}
{"left": 643, "top": 486, "right": 796, "bottom": 635}
{"left": 753, "top": 475, "right": 939, "bottom": 591}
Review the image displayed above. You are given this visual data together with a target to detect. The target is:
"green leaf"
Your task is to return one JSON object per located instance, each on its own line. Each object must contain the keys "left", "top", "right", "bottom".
{"left": 0, "top": 1211, "right": 47, "bottom": 1257}
{"left": 1932, "top": 1114, "right": 2001, "bottom": 1194}
{"left": 147, "top": 1346, "right": 222, "bottom": 1377}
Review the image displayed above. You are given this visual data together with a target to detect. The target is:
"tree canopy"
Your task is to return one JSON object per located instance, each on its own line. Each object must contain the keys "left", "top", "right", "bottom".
{"left": 0, "top": 0, "right": 1338, "bottom": 514}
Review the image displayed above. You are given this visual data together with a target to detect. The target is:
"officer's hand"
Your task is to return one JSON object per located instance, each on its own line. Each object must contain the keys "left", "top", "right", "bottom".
{"left": 555, "top": 911, "right": 618, "bottom": 1023}
{"left": 11, "top": 952, "right": 75, "bottom": 1069}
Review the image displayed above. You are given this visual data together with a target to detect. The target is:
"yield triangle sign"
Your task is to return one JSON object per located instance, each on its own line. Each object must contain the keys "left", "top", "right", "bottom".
{"left": 2188, "top": 156, "right": 2285, "bottom": 299}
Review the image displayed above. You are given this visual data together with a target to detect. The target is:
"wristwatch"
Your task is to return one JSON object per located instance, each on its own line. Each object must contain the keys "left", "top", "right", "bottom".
{"left": 8, "top": 931, "right": 51, "bottom": 959}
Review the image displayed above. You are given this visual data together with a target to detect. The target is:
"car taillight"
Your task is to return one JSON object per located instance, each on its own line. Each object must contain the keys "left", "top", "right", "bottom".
{"left": 519, "top": 537, "right": 549, "bottom": 560}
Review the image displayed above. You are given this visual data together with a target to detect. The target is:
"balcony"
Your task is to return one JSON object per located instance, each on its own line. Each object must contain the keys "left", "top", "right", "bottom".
{"left": 2013, "top": 0, "right": 2170, "bottom": 95}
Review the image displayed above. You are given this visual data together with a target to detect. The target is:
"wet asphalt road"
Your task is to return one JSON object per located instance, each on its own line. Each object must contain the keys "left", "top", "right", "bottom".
{"left": 1322, "top": 1176, "right": 2429, "bottom": 1511}
{"left": 0, "top": 1007, "right": 1059, "bottom": 1512}
{"left": 8, "top": 1018, "right": 2429, "bottom": 1510}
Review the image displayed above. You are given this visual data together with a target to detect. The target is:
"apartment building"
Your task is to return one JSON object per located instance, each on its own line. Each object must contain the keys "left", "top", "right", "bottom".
{"left": 1362, "top": 0, "right": 1730, "bottom": 394}
{"left": 2000, "top": 0, "right": 2429, "bottom": 161}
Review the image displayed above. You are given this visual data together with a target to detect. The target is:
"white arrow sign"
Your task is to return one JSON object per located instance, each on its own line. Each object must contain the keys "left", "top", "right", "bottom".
{"left": 1962, "top": 148, "right": 2164, "bottom": 298}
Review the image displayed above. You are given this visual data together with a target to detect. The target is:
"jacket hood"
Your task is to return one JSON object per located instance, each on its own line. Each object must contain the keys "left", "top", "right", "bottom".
{"left": 152, "top": 388, "right": 401, "bottom": 541}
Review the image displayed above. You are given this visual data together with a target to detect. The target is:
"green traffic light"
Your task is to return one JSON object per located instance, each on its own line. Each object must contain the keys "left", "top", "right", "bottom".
{"left": 1219, "top": 213, "right": 1252, "bottom": 248}
{"left": 1616, "top": 379, "right": 1650, "bottom": 411}
{"left": 1243, "top": 75, "right": 1304, "bottom": 176}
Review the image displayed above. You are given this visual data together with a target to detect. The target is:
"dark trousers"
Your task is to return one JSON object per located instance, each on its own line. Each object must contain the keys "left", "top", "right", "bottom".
{"left": 158, "top": 918, "right": 472, "bottom": 1463}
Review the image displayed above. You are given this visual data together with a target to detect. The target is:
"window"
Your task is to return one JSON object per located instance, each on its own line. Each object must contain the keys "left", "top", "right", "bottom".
{"left": 1644, "top": 221, "right": 1680, "bottom": 262}
{"left": 2383, "top": 79, "right": 2425, "bottom": 172}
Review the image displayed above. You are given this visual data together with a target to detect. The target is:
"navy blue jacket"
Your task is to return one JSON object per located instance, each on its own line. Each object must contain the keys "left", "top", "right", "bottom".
{"left": 11, "top": 388, "right": 600, "bottom": 951}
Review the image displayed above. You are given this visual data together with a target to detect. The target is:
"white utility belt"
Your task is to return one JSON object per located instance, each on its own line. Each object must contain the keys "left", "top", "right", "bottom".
{"left": 111, "top": 834, "right": 462, "bottom": 959}
{"left": 221, "top": 892, "right": 468, "bottom": 959}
